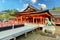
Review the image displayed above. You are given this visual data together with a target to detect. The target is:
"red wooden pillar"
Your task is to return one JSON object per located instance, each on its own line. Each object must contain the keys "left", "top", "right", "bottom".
{"left": 24, "top": 17, "right": 26, "bottom": 23}
{"left": 33, "top": 17, "right": 35, "bottom": 24}
{"left": 40, "top": 16, "right": 42, "bottom": 24}
{"left": 44, "top": 18, "right": 45, "bottom": 24}
{"left": 36, "top": 18, "right": 37, "bottom": 24}
{"left": 42, "top": 17, "right": 45, "bottom": 24}
{"left": 40, "top": 18, "right": 41, "bottom": 24}
{"left": 42, "top": 17, "right": 44, "bottom": 24}
{"left": 21, "top": 16, "right": 22, "bottom": 23}
{"left": 16, "top": 17, "right": 18, "bottom": 22}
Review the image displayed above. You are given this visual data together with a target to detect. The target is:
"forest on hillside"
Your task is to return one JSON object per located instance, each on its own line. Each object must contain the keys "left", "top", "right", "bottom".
{"left": 0, "top": 9, "right": 19, "bottom": 22}
{"left": 52, "top": 7, "right": 60, "bottom": 10}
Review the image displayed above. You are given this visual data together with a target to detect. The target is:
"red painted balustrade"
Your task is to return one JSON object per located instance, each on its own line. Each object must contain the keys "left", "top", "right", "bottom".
{"left": 0, "top": 21, "right": 24, "bottom": 28}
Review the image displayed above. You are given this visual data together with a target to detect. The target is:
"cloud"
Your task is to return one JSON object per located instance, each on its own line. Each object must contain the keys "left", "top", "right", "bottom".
{"left": 20, "top": 4, "right": 28, "bottom": 12}
{"left": 30, "top": 0, "right": 36, "bottom": 3}
{"left": 24, "top": 4, "right": 29, "bottom": 7}
{"left": 16, "top": 8, "right": 20, "bottom": 11}
{"left": 38, "top": 3, "right": 46, "bottom": 10}
{"left": 38, "top": 3, "right": 41, "bottom": 5}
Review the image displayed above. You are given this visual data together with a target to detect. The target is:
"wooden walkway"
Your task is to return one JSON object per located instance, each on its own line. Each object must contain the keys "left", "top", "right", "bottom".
{"left": 16, "top": 26, "right": 60, "bottom": 40}
{"left": 0, "top": 24, "right": 38, "bottom": 40}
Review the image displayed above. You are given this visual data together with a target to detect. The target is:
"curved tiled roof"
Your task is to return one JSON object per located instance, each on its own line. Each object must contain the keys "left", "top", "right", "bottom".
{"left": 49, "top": 10, "right": 60, "bottom": 18}
{"left": 23, "top": 4, "right": 40, "bottom": 12}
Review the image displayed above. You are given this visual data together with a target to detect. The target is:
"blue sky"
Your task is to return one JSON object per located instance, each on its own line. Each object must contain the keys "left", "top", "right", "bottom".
{"left": 0, "top": 0, "right": 60, "bottom": 11}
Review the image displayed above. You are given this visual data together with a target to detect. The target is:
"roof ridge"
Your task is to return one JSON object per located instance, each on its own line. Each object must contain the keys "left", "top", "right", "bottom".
{"left": 23, "top": 4, "right": 40, "bottom": 12}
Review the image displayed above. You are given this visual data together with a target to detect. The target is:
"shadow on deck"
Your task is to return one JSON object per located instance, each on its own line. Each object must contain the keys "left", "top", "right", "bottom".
{"left": 0, "top": 24, "right": 24, "bottom": 31}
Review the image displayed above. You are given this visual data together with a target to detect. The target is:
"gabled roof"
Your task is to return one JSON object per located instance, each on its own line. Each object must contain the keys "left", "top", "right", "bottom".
{"left": 49, "top": 10, "right": 60, "bottom": 18}
{"left": 23, "top": 5, "right": 39, "bottom": 12}
{"left": 11, "top": 10, "right": 53, "bottom": 17}
{"left": 11, "top": 5, "right": 53, "bottom": 17}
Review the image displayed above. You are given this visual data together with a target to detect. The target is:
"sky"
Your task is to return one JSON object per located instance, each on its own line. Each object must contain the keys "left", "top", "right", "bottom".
{"left": 0, "top": 0, "right": 60, "bottom": 11}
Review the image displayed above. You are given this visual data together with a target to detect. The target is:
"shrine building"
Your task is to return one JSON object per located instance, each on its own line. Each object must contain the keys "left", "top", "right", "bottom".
{"left": 11, "top": 5, "right": 55, "bottom": 25}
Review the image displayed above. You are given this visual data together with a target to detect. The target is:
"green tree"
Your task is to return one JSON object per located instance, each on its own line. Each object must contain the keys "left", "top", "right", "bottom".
{"left": 0, "top": 15, "right": 2, "bottom": 18}
{"left": 2, "top": 9, "right": 19, "bottom": 14}
{"left": 52, "top": 7, "right": 60, "bottom": 10}
{"left": 1, "top": 13, "right": 10, "bottom": 18}
{"left": 0, "top": 9, "right": 19, "bottom": 22}
{"left": 1, "top": 13, "right": 11, "bottom": 22}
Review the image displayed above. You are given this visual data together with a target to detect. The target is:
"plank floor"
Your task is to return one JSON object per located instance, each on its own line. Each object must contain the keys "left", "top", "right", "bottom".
{"left": 16, "top": 26, "right": 60, "bottom": 40}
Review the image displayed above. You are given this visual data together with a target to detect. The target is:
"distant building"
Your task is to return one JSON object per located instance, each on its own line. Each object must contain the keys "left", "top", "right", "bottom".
{"left": 49, "top": 10, "right": 60, "bottom": 25}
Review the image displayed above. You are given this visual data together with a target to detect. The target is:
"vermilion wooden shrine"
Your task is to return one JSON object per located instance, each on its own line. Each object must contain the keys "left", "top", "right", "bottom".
{"left": 12, "top": 5, "right": 53, "bottom": 24}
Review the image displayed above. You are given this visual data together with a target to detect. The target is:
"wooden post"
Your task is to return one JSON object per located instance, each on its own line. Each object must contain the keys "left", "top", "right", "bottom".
{"left": 13, "top": 35, "right": 16, "bottom": 40}
{"left": 25, "top": 32, "right": 27, "bottom": 38}
{"left": 16, "top": 17, "right": 18, "bottom": 22}
{"left": 21, "top": 16, "right": 22, "bottom": 23}
{"left": 42, "top": 18, "right": 44, "bottom": 24}
{"left": 25, "top": 18, "right": 26, "bottom": 23}
{"left": 40, "top": 18, "right": 41, "bottom": 24}
{"left": 14, "top": 37, "right": 16, "bottom": 40}
{"left": 40, "top": 17, "right": 42, "bottom": 24}
{"left": 44, "top": 18, "right": 45, "bottom": 24}
{"left": 51, "top": 17, "right": 52, "bottom": 22}
{"left": 24, "top": 17, "right": 26, "bottom": 23}
{"left": 33, "top": 17, "right": 34, "bottom": 24}
{"left": 32, "top": 30, "right": 34, "bottom": 34}
{"left": 36, "top": 18, "right": 37, "bottom": 24}
{"left": 28, "top": 18, "right": 29, "bottom": 23}
{"left": 43, "top": 18, "right": 44, "bottom": 24}
{"left": 12, "top": 24, "right": 14, "bottom": 29}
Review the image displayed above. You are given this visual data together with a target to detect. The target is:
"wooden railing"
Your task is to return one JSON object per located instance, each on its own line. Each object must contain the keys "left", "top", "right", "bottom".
{"left": 0, "top": 21, "right": 23, "bottom": 28}
{"left": 55, "top": 22, "right": 60, "bottom": 24}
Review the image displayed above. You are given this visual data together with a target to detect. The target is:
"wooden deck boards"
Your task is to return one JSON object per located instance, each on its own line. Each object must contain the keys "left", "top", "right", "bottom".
{"left": 17, "top": 26, "right": 60, "bottom": 40}
{"left": 0, "top": 24, "right": 38, "bottom": 40}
